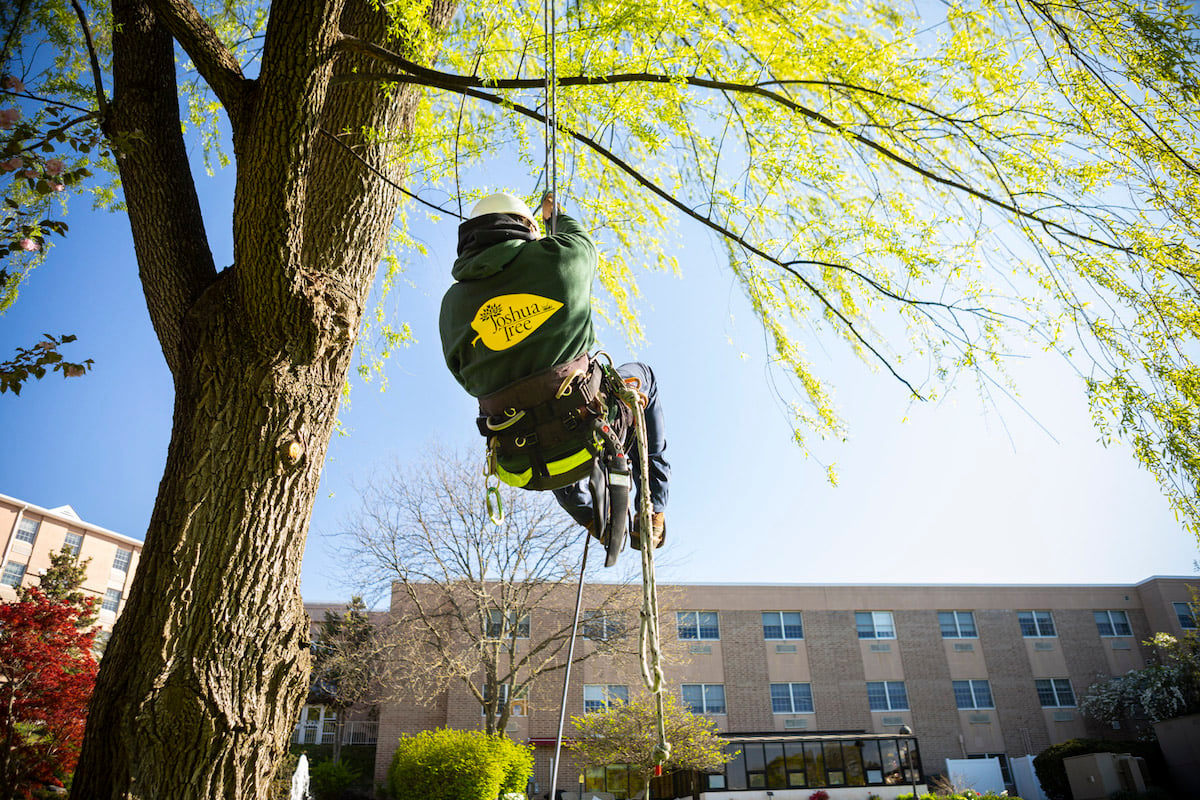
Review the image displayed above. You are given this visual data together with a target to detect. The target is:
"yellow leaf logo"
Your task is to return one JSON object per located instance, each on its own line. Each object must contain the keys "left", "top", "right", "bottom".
{"left": 471, "top": 293, "right": 564, "bottom": 351}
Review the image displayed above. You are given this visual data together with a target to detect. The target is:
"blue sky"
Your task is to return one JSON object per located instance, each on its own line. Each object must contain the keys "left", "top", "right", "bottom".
{"left": 2, "top": 131, "right": 1197, "bottom": 602}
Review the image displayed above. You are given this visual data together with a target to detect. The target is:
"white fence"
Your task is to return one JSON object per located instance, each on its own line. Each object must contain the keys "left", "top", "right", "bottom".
{"left": 292, "top": 719, "right": 379, "bottom": 746}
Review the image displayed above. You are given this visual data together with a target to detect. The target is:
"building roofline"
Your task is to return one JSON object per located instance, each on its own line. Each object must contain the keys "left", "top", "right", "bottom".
{"left": 0, "top": 492, "right": 143, "bottom": 548}
{"left": 621, "top": 577, "right": 1198, "bottom": 589}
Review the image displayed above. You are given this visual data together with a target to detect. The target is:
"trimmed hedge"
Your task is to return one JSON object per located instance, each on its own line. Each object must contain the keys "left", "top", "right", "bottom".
{"left": 387, "top": 728, "right": 533, "bottom": 800}
{"left": 1032, "top": 738, "right": 1167, "bottom": 800}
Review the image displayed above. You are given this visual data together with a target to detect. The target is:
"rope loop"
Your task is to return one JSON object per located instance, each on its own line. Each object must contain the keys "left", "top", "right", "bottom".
{"left": 610, "top": 378, "right": 672, "bottom": 772}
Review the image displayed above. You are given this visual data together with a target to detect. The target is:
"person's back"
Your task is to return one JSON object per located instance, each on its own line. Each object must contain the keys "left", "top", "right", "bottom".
{"left": 439, "top": 193, "right": 597, "bottom": 396}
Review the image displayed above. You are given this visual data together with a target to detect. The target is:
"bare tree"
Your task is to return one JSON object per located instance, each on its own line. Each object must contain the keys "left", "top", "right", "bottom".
{"left": 342, "top": 448, "right": 646, "bottom": 735}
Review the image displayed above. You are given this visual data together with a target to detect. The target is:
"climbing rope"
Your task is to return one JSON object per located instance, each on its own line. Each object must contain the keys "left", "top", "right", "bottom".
{"left": 549, "top": 532, "right": 589, "bottom": 800}
{"left": 610, "top": 381, "right": 673, "bottom": 773}
{"left": 543, "top": 0, "right": 558, "bottom": 234}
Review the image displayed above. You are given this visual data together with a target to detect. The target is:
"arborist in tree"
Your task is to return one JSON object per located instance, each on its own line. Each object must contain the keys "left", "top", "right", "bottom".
{"left": 440, "top": 192, "right": 669, "bottom": 557}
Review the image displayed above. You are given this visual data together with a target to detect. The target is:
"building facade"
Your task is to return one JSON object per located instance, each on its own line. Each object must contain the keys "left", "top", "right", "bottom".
{"left": 1, "top": 492, "right": 143, "bottom": 638}
{"left": 373, "top": 576, "right": 1197, "bottom": 797}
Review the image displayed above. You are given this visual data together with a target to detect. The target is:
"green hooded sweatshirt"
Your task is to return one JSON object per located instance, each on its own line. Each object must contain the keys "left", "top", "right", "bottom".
{"left": 439, "top": 213, "right": 597, "bottom": 397}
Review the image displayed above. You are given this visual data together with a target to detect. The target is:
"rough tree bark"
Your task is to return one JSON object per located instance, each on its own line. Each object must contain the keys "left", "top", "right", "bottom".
{"left": 71, "top": 0, "right": 455, "bottom": 796}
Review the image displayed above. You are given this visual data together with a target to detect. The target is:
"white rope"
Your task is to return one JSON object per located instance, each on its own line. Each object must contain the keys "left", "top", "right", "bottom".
{"left": 613, "top": 382, "right": 672, "bottom": 770}
{"left": 543, "top": 0, "right": 558, "bottom": 234}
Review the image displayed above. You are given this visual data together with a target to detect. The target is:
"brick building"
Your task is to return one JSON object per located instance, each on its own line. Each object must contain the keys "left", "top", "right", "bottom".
{"left": 1, "top": 492, "right": 142, "bottom": 641}
{"left": 373, "top": 576, "right": 1198, "bottom": 798}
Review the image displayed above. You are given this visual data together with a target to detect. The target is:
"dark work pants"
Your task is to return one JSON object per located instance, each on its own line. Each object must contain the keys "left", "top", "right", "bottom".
{"left": 552, "top": 361, "right": 669, "bottom": 526}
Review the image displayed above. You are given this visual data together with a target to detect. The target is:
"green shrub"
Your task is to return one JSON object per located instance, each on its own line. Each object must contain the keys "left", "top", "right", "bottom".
{"left": 386, "top": 728, "right": 533, "bottom": 800}
{"left": 310, "top": 759, "right": 361, "bottom": 800}
{"left": 1033, "top": 739, "right": 1166, "bottom": 800}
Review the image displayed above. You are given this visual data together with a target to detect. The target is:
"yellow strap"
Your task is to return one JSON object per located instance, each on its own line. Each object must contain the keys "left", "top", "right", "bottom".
{"left": 495, "top": 445, "right": 595, "bottom": 488}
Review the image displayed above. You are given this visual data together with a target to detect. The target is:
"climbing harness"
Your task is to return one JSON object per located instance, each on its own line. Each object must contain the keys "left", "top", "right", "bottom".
{"left": 478, "top": 352, "right": 634, "bottom": 567}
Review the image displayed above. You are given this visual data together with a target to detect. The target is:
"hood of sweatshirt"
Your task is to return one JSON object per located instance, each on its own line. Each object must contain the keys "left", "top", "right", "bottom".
{"left": 451, "top": 213, "right": 538, "bottom": 281}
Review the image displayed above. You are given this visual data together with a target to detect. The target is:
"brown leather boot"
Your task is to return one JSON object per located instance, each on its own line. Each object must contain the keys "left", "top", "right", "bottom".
{"left": 630, "top": 511, "right": 666, "bottom": 550}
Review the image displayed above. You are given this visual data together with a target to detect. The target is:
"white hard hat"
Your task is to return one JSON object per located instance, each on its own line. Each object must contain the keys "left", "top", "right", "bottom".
{"left": 469, "top": 192, "right": 536, "bottom": 223}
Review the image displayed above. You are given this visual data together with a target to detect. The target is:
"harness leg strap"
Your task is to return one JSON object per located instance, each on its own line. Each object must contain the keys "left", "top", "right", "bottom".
{"left": 603, "top": 453, "right": 631, "bottom": 568}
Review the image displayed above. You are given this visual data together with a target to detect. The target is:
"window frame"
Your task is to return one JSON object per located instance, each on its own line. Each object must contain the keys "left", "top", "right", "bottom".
{"left": 866, "top": 680, "right": 909, "bottom": 711}
{"left": 1, "top": 561, "right": 26, "bottom": 587}
{"left": 938, "top": 610, "right": 978, "bottom": 638}
{"left": 63, "top": 531, "right": 84, "bottom": 558}
{"left": 486, "top": 609, "right": 530, "bottom": 639}
{"left": 583, "top": 684, "right": 629, "bottom": 713}
{"left": 856, "top": 611, "right": 896, "bottom": 640}
{"left": 582, "top": 609, "right": 624, "bottom": 641}
{"left": 762, "top": 611, "right": 804, "bottom": 640}
{"left": 481, "top": 682, "right": 529, "bottom": 717}
{"left": 1018, "top": 610, "right": 1057, "bottom": 638}
{"left": 1094, "top": 610, "right": 1133, "bottom": 638}
{"left": 1035, "top": 678, "right": 1076, "bottom": 708}
{"left": 1174, "top": 602, "right": 1198, "bottom": 630}
{"left": 15, "top": 518, "right": 40, "bottom": 545}
{"left": 102, "top": 588, "right": 122, "bottom": 614}
{"left": 681, "top": 683, "right": 726, "bottom": 714}
{"left": 770, "top": 682, "right": 814, "bottom": 714}
{"left": 677, "top": 610, "right": 720, "bottom": 641}
{"left": 112, "top": 547, "right": 133, "bottom": 573}
{"left": 953, "top": 679, "right": 995, "bottom": 710}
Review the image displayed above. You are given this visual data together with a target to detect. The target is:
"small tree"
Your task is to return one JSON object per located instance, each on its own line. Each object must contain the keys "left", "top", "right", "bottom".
{"left": 0, "top": 587, "right": 98, "bottom": 800}
{"left": 309, "top": 596, "right": 380, "bottom": 764}
{"left": 569, "top": 691, "right": 733, "bottom": 798}
{"left": 1080, "top": 632, "right": 1200, "bottom": 726}
{"left": 343, "top": 448, "right": 644, "bottom": 736}
{"left": 22, "top": 546, "right": 96, "bottom": 630}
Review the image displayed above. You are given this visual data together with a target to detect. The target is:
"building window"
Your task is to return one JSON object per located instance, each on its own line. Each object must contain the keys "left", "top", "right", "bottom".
{"left": 682, "top": 683, "right": 726, "bottom": 714}
{"left": 677, "top": 611, "right": 720, "bottom": 640}
{"left": 481, "top": 683, "right": 528, "bottom": 716}
{"left": 856, "top": 611, "right": 896, "bottom": 639}
{"left": 1174, "top": 602, "right": 1198, "bottom": 630}
{"left": 762, "top": 611, "right": 804, "bottom": 640}
{"left": 582, "top": 609, "right": 624, "bottom": 641}
{"left": 1018, "top": 610, "right": 1056, "bottom": 637}
{"left": 63, "top": 531, "right": 84, "bottom": 558}
{"left": 584, "top": 765, "right": 645, "bottom": 800}
{"left": 966, "top": 753, "right": 1011, "bottom": 783}
{"left": 867, "top": 681, "right": 909, "bottom": 711}
{"left": 486, "top": 609, "right": 530, "bottom": 638}
{"left": 1036, "top": 678, "right": 1076, "bottom": 708}
{"left": 1094, "top": 610, "right": 1133, "bottom": 637}
{"left": 584, "top": 684, "right": 628, "bottom": 713}
{"left": 953, "top": 680, "right": 994, "bottom": 709}
{"left": 102, "top": 588, "right": 122, "bottom": 614}
{"left": 939, "top": 610, "right": 977, "bottom": 638}
{"left": 15, "top": 518, "right": 40, "bottom": 545}
{"left": 112, "top": 548, "right": 133, "bottom": 573}
{"left": 2, "top": 561, "right": 27, "bottom": 587}
{"left": 721, "top": 737, "right": 921, "bottom": 790}
{"left": 770, "top": 682, "right": 814, "bottom": 714}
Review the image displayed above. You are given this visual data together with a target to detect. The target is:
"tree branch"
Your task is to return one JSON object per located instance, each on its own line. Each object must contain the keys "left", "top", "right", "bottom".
{"left": 142, "top": 0, "right": 249, "bottom": 126}
{"left": 68, "top": 0, "right": 109, "bottom": 122}
{"left": 337, "top": 37, "right": 1139, "bottom": 259}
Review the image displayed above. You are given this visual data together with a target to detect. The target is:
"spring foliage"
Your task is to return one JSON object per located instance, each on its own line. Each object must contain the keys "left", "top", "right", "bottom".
{"left": 1079, "top": 631, "right": 1200, "bottom": 723}
{"left": 386, "top": 728, "right": 533, "bottom": 800}
{"left": 568, "top": 691, "right": 732, "bottom": 784}
{"left": 0, "top": 587, "right": 98, "bottom": 800}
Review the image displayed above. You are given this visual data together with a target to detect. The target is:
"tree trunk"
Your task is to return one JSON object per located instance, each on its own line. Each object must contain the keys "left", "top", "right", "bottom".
{"left": 71, "top": 0, "right": 456, "bottom": 795}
